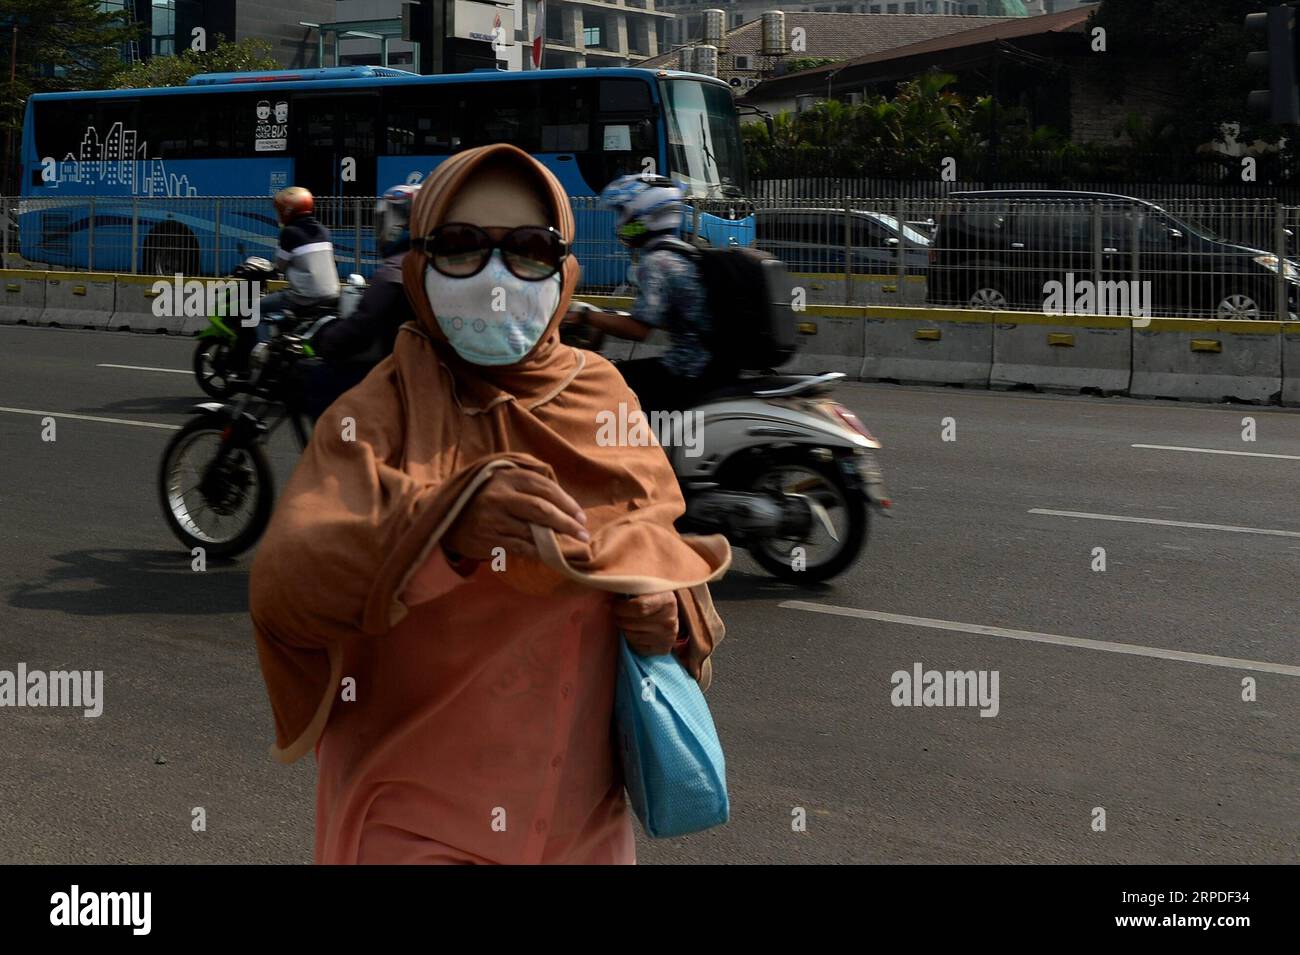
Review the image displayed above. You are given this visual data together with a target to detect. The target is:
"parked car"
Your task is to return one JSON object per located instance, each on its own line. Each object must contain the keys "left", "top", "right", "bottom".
{"left": 753, "top": 207, "right": 930, "bottom": 302}
{"left": 927, "top": 190, "right": 1300, "bottom": 320}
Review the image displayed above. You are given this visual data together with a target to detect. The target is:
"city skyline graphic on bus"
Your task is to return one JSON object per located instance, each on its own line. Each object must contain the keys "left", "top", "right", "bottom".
{"left": 45, "top": 122, "right": 198, "bottom": 197}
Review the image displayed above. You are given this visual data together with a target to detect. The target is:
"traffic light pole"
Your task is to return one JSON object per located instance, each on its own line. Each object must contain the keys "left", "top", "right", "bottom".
{"left": 1246, "top": 4, "right": 1300, "bottom": 125}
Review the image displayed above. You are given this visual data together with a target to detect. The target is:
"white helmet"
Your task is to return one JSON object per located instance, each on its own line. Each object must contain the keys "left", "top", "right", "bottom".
{"left": 599, "top": 174, "right": 686, "bottom": 245}
{"left": 375, "top": 183, "right": 421, "bottom": 254}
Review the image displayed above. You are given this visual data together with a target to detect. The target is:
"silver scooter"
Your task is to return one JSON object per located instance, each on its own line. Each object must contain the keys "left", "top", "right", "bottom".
{"left": 565, "top": 310, "right": 891, "bottom": 583}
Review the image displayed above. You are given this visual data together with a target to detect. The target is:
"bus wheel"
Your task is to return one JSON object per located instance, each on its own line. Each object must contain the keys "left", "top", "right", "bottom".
{"left": 143, "top": 224, "right": 200, "bottom": 277}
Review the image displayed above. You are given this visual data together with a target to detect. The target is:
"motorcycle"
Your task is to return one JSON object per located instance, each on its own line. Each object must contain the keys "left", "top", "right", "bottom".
{"left": 563, "top": 309, "right": 890, "bottom": 583}
{"left": 160, "top": 322, "right": 328, "bottom": 558}
{"left": 192, "top": 259, "right": 364, "bottom": 398}
{"left": 192, "top": 256, "right": 278, "bottom": 399}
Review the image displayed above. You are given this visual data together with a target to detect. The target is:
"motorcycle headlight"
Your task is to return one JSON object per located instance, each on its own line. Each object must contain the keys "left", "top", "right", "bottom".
{"left": 1253, "top": 255, "right": 1300, "bottom": 281}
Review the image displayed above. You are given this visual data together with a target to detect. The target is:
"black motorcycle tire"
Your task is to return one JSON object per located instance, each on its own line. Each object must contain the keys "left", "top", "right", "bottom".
{"left": 157, "top": 415, "right": 275, "bottom": 559}
{"left": 746, "top": 453, "right": 868, "bottom": 584}
{"left": 194, "top": 338, "right": 236, "bottom": 399}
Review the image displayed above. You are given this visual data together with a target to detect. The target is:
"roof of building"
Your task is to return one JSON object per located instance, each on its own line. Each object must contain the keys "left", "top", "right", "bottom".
{"left": 640, "top": 12, "right": 1016, "bottom": 76}
{"left": 747, "top": 5, "right": 1093, "bottom": 96}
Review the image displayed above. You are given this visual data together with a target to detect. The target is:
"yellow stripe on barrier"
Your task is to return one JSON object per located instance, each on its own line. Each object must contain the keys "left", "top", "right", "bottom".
{"left": 44, "top": 271, "right": 118, "bottom": 283}
{"left": 6, "top": 284, "right": 20, "bottom": 293}
{"left": 1047, "top": 333, "right": 1075, "bottom": 347}
{"left": 797, "top": 321, "right": 817, "bottom": 335}
{"left": 787, "top": 271, "right": 926, "bottom": 284}
{"left": 1190, "top": 339, "right": 1223, "bottom": 353}
{"left": 990, "top": 311, "right": 1133, "bottom": 330}
{"left": 915, "top": 328, "right": 941, "bottom": 341}
{"left": 1135, "top": 318, "right": 1283, "bottom": 334}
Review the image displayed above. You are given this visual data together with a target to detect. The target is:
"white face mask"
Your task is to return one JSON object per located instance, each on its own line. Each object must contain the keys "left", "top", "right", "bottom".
{"left": 425, "top": 251, "right": 562, "bottom": 366}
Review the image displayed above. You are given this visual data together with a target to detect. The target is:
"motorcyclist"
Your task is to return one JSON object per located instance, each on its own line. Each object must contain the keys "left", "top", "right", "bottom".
{"left": 300, "top": 183, "right": 421, "bottom": 417}
{"left": 230, "top": 186, "right": 340, "bottom": 374}
{"left": 570, "top": 174, "right": 726, "bottom": 417}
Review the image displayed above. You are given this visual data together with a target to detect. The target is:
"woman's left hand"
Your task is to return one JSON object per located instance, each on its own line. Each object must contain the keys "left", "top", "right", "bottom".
{"left": 615, "top": 592, "right": 680, "bottom": 657}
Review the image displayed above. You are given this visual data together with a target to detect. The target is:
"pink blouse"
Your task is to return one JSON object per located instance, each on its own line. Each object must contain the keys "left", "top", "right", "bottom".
{"left": 314, "top": 549, "right": 635, "bottom": 864}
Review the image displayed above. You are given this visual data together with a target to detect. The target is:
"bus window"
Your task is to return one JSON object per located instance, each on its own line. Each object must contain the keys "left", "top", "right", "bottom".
{"left": 576, "top": 79, "right": 657, "bottom": 192}
{"left": 598, "top": 78, "right": 652, "bottom": 113}
{"left": 458, "top": 81, "right": 545, "bottom": 151}
{"left": 293, "top": 94, "right": 379, "bottom": 200}
{"left": 539, "top": 78, "right": 594, "bottom": 152}
{"left": 384, "top": 89, "right": 456, "bottom": 154}
{"left": 140, "top": 96, "right": 234, "bottom": 158}
{"left": 659, "top": 79, "right": 746, "bottom": 198}
{"left": 32, "top": 99, "right": 97, "bottom": 164}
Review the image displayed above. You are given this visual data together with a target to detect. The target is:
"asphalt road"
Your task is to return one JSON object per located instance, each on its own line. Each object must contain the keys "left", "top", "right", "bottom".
{"left": 1, "top": 323, "right": 1297, "bottom": 864}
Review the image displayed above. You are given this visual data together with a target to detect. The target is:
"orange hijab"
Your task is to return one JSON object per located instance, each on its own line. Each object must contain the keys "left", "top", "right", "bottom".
{"left": 250, "top": 144, "right": 730, "bottom": 763}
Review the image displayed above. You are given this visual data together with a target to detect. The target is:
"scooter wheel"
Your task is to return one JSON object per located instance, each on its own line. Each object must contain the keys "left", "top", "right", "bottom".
{"left": 746, "top": 454, "right": 868, "bottom": 584}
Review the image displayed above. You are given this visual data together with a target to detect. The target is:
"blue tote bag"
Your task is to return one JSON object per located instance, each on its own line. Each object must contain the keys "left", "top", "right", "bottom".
{"left": 614, "top": 636, "right": 729, "bottom": 838}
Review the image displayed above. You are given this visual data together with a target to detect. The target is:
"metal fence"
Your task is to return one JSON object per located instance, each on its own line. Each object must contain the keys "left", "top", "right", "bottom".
{"left": 687, "top": 195, "right": 1300, "bottom": 319}
{"left": 2, "top": 195, "right": 380, "bottom": 279}
{"left": 5, "top": 194, "right": 1300, "bottom": 321}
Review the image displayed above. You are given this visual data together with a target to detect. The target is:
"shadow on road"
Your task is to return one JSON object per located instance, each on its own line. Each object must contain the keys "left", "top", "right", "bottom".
{"left": 8, "top": 548, "right": 248, "bottom": 617}
{"left": 75, "top": 394, "right": 204, "bottom": 418}
{"left": 708, "top": 568, "right": 832, "bottom": 602}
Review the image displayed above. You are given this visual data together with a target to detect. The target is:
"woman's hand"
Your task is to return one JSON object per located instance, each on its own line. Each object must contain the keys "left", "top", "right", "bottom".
{"left": 615, "top": 592, "right": 680, "bottom": 657}
{"left": 443, "top": 469, "right": 589, "bottom": 561}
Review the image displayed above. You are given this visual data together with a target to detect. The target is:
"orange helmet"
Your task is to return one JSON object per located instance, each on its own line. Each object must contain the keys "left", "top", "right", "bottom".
{"left": 273, "top": 186, "right": 314, "bottom": 224}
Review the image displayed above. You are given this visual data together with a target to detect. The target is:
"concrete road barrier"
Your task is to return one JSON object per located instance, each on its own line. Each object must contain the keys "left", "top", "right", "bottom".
{"left": 0, "top": 269, "right": 48, "bottom": 325}
{"left": 111, "top": 274, "right": 277, "bottom": 334}
{"left": 991, "top": 312, "right": 1132, "bottom": 394}
{"left": 110, "top": 274, "right": 179, "bottom": 332}
{"left": 1282, "top": 323, "right": 1300, "bottom": 407}
{"left": 791, "top": 272, "right": 927, "bottom": 307}
{"left": 861, "top": 306, "right": 992, "bottom": 386}
{"left": 41, "top": 272, "right": 116, "bottom": 329}
{"left": 1131, "top": 319, "right": 1283, "bottom": 404}
{"left": 784, "top": 306, "right": 867, "bottom": 377}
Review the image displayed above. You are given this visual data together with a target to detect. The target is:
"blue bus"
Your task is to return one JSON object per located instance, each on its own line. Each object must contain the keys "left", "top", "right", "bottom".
{"left": 19, "top": 66, "right": 754, "bottom": 287}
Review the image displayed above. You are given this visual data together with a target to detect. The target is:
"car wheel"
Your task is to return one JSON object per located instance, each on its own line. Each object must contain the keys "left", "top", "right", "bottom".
{"left": 968, "top": 285, "right": 1008, "bottom": 310}
{"left": 1215, "top": 293, "right": 1260, "bottom": 320}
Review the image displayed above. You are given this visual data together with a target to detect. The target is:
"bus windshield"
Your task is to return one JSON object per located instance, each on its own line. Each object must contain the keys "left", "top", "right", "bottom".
{"left": 661, "top": 79, "right": 746, "bottom": 199}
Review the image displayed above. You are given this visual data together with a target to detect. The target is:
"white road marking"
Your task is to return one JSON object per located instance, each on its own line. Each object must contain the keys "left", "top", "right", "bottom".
{"left": 97, "top": 363, "right": 190, "bottom": 375}
{"left": 1029, "top": 508, "right": 1300, "bottom": 539}
{"left": 1132, "top": 443, "right": 1300, "bottom": 461}
{"left": 0, "top": 406, "right": 179, "bottom": 430}
{"left": 780, "top": 601, "right": 1300, "bottom": 677}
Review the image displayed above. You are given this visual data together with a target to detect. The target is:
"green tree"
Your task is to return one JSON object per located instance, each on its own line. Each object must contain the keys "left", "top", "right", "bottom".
{"left": 0, "top": 0, "right": 138, "bottom": 189}
{"left": 111, "top": 36, "right": 279, "bottom": 89}
{"left": 1086, "top": 0, "right": 1276, "bottom": 148}
{"left": 783, "top": 56, "right": 836, "bottom": 73}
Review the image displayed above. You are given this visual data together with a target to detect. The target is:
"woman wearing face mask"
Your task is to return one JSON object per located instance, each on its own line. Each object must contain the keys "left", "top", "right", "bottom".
{"left": 249, "top": 144, "right": 730, "bottom": 865}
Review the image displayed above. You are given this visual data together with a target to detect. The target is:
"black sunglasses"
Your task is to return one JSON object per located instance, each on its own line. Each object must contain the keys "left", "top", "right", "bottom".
{"left": 413, "top": 223, "right": 569, "bottom": 282}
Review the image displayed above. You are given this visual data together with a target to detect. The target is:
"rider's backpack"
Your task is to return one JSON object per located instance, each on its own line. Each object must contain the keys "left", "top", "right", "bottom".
{"left": 647, "top": 237, "right": 798, "bottom": 373}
